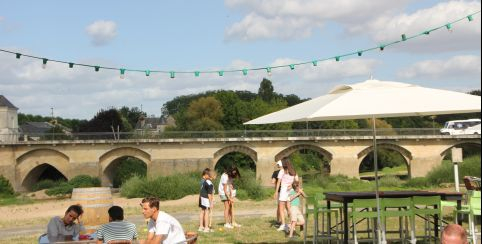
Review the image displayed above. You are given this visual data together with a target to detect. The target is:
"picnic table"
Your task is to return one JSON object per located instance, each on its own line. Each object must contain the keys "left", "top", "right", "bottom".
{"left": 324, "top": 191, "right": 464, "bottom": 244}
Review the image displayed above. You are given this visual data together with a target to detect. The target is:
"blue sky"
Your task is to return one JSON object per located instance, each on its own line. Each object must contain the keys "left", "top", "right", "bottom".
{"left": 0, "top": 0, "right": 480, "bottom": 119}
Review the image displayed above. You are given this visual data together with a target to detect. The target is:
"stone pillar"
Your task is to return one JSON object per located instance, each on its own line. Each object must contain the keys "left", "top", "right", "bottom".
{"left": 329, "top": 146, "right": 364, "bottom": 178}
{"left": 410, "top": 155, "right": 444, "bottom": 178}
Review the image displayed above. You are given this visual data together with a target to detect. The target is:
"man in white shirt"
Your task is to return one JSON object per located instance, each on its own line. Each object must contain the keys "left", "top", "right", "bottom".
{"left": 140, "top": 197, "right": 186, "bottom": 244}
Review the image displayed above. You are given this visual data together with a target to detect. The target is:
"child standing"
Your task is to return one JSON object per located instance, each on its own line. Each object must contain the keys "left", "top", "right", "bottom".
{"left": 288, "top": 181, "right": 306, "bottom": 239}
{"left": 218, "top": 166, "right": 241, "bottom": 229}
{"left": 199, "top": 168, "right": 214, "bottom": 232}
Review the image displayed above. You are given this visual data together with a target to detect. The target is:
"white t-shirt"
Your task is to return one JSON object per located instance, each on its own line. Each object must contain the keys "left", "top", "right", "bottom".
{"left": 218, "top": 173, "right": 232, "bottom": 196}
{"left": 148, "top": 212, "right": 185, "bottom": 244}
{"left": 278, "top": 169, "right": 298, "bottom": 187}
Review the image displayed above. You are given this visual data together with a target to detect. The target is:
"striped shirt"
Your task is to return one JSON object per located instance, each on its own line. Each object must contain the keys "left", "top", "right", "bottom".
{"left": 96, "top": 221, "right": 137, "bottom": 243}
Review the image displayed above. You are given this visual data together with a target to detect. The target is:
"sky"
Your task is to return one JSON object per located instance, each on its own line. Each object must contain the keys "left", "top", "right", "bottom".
{"left": 0, "top": 0, "right": 480, "bottom": 119}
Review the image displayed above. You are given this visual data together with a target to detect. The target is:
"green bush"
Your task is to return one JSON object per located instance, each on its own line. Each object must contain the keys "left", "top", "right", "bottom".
{"left": 45, "top": 182, "right": 74, "bottom": 196}
{"left": 312, "top": 174, "right": 373, "bottom": 192}
{"left": 113, "top": 157, "right": 147, "bottom": 188}
{"left": 32, "top": 179, "right": 65, "bottom": 191}
{"left": 426, "top": 155, "right": 481, "bottom": 186}
{"left": 0, "top": 176, "right": 15, "bottom": 197}
{"left": 45, "top": 175, "right": 101, "bottom": 196}
{"left": 120, "top": 172, "right": 200, "bottom": 200}
{"left": 379, "top": 175, "right": 403, "bottom": 187}
{"left": 69, "top": 175, "right": 101, "bottom": 188}
{"left": 233, "top": 169, "right": 269, "bottom": 201}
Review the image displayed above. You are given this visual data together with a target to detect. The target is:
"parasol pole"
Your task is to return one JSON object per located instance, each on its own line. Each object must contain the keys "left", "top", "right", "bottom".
{"left": 372, "top": 115, "right": 384, "bottom": 244}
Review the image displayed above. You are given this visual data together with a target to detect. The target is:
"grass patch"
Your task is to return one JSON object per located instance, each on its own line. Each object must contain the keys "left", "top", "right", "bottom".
{"left": 45, "top": 175, "right": 101, "bottom": 196}
{"left": 121, "top": 170, "right": 270, "bottom": 201}
{"left": 0, "top": 196, "right": 35, "bottom": 207}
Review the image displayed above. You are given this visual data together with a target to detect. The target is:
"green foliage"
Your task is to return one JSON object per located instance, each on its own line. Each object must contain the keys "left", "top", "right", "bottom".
{"left": 18, "top": 113, "right": 87, "bottom": 132}
{"left": 0, "top": 175, "right": 15, "bottom": 197}
{"left": 79, "top": 108, "right": 130, "bottom": 133}
{"left": 45, "top": 175, "right": 101, "bottom": 196}
{"left": 120, "top": 172, "right": 200, "bottom": 200}
{"left": 119, "top": 106, "right": 146, "bottom": 129}
{"left": 233, "top": 169, "right": 270, "bottom": 201}
{"left": 215, "top": 152, "right": 255, "bottom": 173}
{"left": 32, "top": 179, "right": 66, "bottom": 191}
{"left": 113, "top": 157, "right": 147, "bottom": 188}
{"left": 312, "top": 174, "right": 374, "bottom": 192}
{"left": 360, "top": 149, "right": 408, "bottom": 172}
{"left": 289, "top": 151, "right": 328, "bottom": 175}
{"left": 258, "top": 78, "right": 275, "bottom": 102}
{"left": 426, "top": 155, "right": 481, "bottom": 186}
{"left": 402, "top": 177, "right": 432, "bottom": 188}
{"left": 379, "top": 175, "right": 404, "bottom": 187}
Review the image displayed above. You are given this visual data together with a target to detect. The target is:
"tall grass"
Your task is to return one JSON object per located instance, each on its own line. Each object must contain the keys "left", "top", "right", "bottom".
{"left": 426, "top": 155, "right": 481, "bottom": 186}
{"left": 121, "top": 169, "right": 270, "bottom": 201}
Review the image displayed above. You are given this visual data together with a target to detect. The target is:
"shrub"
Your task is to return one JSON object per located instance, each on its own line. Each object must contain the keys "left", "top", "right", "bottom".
{"left": 234, "top": 169, "right": 268, "bottom": 201}
{"left": 69, "top": 175, "right": 101, "bottom": 188}
{"left": 119, "top": 175, "right": 145, "bottom": 198}
{"left": 32, "top": 179, "right": 65, "bottom": 191}
{"left": 45, "top": 175, "right": 101, "bottom": 196}
{"left": 0, "top": 176, "right": 14, "bottom": 197}
{"left": 45, "top": 182, "right": 74, "bottom": 196}
{"left": 379, "top": 175, "right": 403, "bottom": 188}
{"left": 113, "top": 157, "right": 147, "bottom": 188}
{"left": 426, "top": 155, "right": 481, "bottom": 186}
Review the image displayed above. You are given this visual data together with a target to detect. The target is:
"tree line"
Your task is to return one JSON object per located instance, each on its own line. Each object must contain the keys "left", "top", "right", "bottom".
{"left": 18, "top": 79, "right": 480, "bottom": 132}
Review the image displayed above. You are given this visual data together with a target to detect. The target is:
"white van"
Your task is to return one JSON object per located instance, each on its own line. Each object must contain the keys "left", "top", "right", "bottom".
{"left": 440, "top": 119, "right": 481, "bottom": 135}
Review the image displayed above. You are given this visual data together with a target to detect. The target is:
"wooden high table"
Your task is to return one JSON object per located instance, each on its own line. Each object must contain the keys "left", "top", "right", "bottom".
{"left": 324, "top": 191, "right": 464, "bottom": 244}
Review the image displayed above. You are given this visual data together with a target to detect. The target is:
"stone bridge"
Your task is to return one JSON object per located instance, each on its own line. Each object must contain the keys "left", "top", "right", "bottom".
{"left": 0, "top": 134, "right": 480, "bottom": 191}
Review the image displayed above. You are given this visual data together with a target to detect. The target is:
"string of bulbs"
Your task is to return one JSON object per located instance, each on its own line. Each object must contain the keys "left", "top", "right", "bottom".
{"left": 0, "top": 11, "right": 479, "bottom": 79}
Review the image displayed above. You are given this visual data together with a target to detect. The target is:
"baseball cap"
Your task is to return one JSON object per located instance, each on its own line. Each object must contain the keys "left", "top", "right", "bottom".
{"left": 276, "top": 160, "right": 282, "bottom": 167}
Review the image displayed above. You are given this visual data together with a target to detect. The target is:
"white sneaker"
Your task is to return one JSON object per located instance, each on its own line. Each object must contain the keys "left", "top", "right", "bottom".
{"left": 233, "top": 223, "right": 242, "bottom": 228}
{"left": 198, "top": 227, "right": 204, "bottom": 232}
{"left": 224, "top": 223, "right": 234, "bottom": 229}
{"left": 284, "top": 224, "right": 290, "bottom": 233}
{"left": 277, "top": 225, "right": 285, "bottom": 231}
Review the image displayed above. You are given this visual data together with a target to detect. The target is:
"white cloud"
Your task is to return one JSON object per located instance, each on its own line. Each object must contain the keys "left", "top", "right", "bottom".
{"left": 224, "top": 0, "right": 410, "bottom": 41}
{"left": 85, "top": 20, "right": 117, "bottom": 46}
{"left": 398, "top": 55, "right": 481, "bottom": 80}
{"left": 349, "top": 1, "right": 481, "bottom": 53}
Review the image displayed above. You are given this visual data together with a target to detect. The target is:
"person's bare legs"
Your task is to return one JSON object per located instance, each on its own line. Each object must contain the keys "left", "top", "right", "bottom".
{"left": 203, "top": 209, "right": 209, "bottom": 230}
{"left": 278, "top": 202, "right": 286, "bottom": 228}
{"left": 277, "top": 200, "right": 282, "bottom": 224}
{"left": 199, "top": 209, "right": 205, "bottom": 230}
{"left": 223, "top": 201, "right": 230, "bottom": 225}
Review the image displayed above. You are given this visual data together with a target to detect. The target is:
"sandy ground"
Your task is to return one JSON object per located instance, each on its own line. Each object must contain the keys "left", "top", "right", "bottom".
{"left": 0, "top": 192, "right": 201, "bottom": 222}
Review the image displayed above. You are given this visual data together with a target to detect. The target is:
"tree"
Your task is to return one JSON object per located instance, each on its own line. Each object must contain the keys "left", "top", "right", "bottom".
{"left": 119, "top": 106, "right": 146, "bottom": 129}
{"left": 79, "top": 108, "right": 128, "bottom": 133}
{"left": 258, "top": 78, "right": 274, "bottom": 102}
{"left": 185, "top": 97, "right": 224, "bottom": 131}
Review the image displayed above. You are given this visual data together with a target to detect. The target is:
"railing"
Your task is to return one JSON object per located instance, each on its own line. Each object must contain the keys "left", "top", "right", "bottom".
{"left": 0, "top": 128, "right": 476, "bottom": 143}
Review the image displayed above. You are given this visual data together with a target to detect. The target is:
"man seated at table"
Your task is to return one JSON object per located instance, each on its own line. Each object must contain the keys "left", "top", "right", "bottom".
{"left": 96, "top": 205, "right": 138, "bottom": 244}
{"left": 441, "top": 224, "right": 468, "bottom": 244}
{"left": 45, "top": 204, "right": 84, "bottom": 242}
{"left": 140, "top": 197, "right": 186, "bottom": 244}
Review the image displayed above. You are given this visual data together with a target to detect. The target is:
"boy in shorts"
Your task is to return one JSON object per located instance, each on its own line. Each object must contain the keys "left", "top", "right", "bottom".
{"left": 288, "top": 181, "right": 306, "bottom": 239}
{"left": 198, "top": 168, "right": 214, "bottom": 232}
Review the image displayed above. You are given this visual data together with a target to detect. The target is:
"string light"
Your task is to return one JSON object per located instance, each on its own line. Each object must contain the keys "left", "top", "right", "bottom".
{"left": 0, "top": 11, "right": 478, "bottom": 79}
{"left": 42, "top": 58, "right": 48, "bottom": 69}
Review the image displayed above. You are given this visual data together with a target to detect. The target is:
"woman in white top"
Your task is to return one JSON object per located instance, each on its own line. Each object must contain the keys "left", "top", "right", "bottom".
{"left": 218, "top": 166, "right": 241, "bottom": 229}
{"left": 274, "top": 158, "right": 298, "bottom": 231}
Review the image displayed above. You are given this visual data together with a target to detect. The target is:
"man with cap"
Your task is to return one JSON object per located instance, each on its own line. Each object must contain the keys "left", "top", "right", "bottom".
{"left": 271, "top": 160, "right": 283, "bottom": 226}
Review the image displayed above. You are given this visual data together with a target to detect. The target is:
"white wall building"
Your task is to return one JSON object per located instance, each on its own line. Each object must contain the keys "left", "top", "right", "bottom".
{"left": 0, "top": 95, "right": 19, "bottom": 142}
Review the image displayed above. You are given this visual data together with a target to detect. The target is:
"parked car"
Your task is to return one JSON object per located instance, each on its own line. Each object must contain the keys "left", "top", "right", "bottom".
{"left": 440, "top": 119, "right": 481, "bottom": 135}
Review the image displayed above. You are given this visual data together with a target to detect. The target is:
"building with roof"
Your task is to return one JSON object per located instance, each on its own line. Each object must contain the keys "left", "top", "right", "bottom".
{"left": 135, "top": 115, "right": 176, "bottom": 133}
{"left": 0, "top": 95, "right": 19, "bottom": 142}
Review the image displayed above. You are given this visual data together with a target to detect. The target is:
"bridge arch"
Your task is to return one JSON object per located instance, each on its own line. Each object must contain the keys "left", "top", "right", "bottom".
{"left": 99, "top": 147, "right": 151, "bottom": 187}
{"left": 357, "top": 143, "right": 412, "bottom": 179}
{"left": 16, "top": 149, "right": 70, "bottom": 191}
{"left": 275, "top": 144, "right": 333, "bottom": 162}
{"left": 439, "top": 140, "right": 481, "bottom": 158}
{"left": 213, "top": 145, "right": 258, "bottom": 168}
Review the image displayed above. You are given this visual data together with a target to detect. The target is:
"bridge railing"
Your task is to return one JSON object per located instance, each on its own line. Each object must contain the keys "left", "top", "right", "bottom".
{"left": 0, "top": 128, "right": 455, "bottom": 143}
